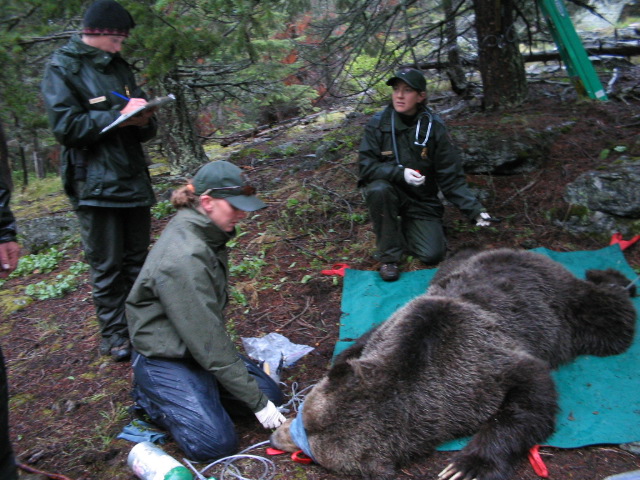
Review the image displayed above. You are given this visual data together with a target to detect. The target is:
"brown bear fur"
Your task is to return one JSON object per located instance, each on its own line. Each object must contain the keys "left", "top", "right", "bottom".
{"left": 270, "top": 247, "right": 637, "bottom": 480}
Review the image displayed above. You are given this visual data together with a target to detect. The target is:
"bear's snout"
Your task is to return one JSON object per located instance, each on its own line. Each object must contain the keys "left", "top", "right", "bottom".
{"left": 269, "top": 418, "right": 299, "bottom": 452}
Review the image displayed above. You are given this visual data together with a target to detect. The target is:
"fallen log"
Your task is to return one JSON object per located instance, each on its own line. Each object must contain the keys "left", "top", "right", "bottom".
{"left": 418, "top": 44, "right": 640, "bottom": 70}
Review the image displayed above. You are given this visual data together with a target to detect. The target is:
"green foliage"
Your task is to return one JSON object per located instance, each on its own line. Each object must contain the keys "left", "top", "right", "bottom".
{"left": 24, "top": 273, "right": 79, "bottom": 300}
{"left": 268, "top": 142, "right": 300, "bottom": 158}
{"left": 229, "top": 287, "right": 248, "bottom": 307}
{"left": 229, "top": 252, "right": 267, "bottom": 279}
{"left": 9, "top": 245, "right": 88, "bottom": 300}
{"left": 343, "top": 53, "right": 394, "bottom": 103}
{"left": 10, "top": 248, "right": 64, "bottom": 277}
{"left": 11, "top": 173, "right": 62, "bottom": 199}
{"left": 22, "top": 260, "right": 88, "bottom": 300}
{"left": 151, "top": 200, "right": 176, "bottom": 219}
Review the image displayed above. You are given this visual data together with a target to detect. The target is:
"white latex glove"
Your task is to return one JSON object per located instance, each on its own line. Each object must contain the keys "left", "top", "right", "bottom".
{"left": 475, "top": 212, "right": 493, "bottom": 227}
{"left": 403, "top": 168, "right": 425, "bottom": 187}
{"left": 255, "top": 401, "right": 285, "bottom": 429}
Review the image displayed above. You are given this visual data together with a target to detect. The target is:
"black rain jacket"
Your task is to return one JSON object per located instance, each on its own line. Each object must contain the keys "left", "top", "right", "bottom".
{"left": 358, "top": 104, "right": 484, "bottom": 221}
{"left": 41, "top": 35, "right": 156, "bottom": 208}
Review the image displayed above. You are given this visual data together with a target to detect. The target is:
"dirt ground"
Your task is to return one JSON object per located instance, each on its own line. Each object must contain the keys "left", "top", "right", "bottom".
{"left": 3, "top": 65, "right": 640, "bottom": 480}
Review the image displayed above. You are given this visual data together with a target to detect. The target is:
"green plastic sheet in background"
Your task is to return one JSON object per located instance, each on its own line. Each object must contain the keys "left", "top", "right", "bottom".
{"left": 335, "top": 245, "right": 640, "bottom": 449}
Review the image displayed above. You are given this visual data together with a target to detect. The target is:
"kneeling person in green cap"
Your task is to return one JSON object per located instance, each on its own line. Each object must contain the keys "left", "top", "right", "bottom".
{"left": 126, "top": 161, "right": 285, "bottom": 461}
{"left": 358, "top": 67, "right": 494, "bottom": 282}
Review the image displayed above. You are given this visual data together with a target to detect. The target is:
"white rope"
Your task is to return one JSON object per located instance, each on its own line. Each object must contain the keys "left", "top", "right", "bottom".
{"left": 184, "top": 441, "right": 276, "bottom": 480}
{"left": 278, "top": 381, "right": 315, "bottom": 414}
{"left": 182, "top": 382, "right": 317, "bottom": 480}
{"left": 624, "top": 274, "right": 640, "bottom": 291}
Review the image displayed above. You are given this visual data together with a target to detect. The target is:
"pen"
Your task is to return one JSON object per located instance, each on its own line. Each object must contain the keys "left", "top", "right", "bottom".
{"left": 111, "top": 90, "right": 130, "bottom": 101}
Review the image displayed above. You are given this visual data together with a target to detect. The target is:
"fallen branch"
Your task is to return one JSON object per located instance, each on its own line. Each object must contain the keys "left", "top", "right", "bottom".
{"left": 18, "top": 462, "right": 74, "bottom": 480}
{"left": 499, "top": 172, "right": 542, "bottom": 207}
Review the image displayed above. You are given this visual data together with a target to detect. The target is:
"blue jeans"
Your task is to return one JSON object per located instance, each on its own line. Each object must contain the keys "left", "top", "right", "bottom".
{"left": 131, "top": 352, "right": 284, "bottom": 461}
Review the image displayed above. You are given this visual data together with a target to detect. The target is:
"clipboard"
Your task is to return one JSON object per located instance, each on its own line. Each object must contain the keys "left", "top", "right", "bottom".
{"left": 100, "top": 94, "right": 176, "bottom": 134}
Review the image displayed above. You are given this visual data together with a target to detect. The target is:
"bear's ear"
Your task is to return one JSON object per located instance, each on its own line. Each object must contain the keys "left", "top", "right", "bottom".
{"left": 586, "top": 268, "right": 636, "bottom": 297}
{"left": 327, "top": 358, "right": 380, "bottom": 387}
{"left": 327, "top": 360, "right": 352, "bottom": 382}
{"left": 349, "top": 358, "right": 380, "bottom": 384}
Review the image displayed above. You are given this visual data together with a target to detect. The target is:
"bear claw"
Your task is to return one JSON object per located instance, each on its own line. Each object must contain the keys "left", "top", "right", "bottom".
{"left": 438, "top": 463, "right": 477, "bottom": 480}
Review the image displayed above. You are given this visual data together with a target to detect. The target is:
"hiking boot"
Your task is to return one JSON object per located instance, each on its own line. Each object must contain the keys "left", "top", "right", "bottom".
{"left": 110, "top": 339, "right": 131, "bottom": 362}
{"left": 379, "top": 262, "right": 399, "bottom": 282}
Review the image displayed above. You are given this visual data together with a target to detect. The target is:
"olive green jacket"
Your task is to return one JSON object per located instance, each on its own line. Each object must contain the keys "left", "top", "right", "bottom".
{"left": 358, "top": 105, "right": 484, "bottom": 220}
{"left": 41, "top": 35, "right": 156, "bottom": 209}
{"left": 126, "top": 208, "right": 267, "bottom": 413}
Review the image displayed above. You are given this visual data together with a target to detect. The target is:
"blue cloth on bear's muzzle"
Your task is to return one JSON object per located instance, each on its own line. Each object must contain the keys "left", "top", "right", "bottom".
{"left": 290, "top": 402, "right": 317, "bottom": 463}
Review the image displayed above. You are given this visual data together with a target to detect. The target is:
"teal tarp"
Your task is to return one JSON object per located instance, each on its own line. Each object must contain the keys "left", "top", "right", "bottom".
{"left": 335, "top": 245, "right": 640, "bottom": 449}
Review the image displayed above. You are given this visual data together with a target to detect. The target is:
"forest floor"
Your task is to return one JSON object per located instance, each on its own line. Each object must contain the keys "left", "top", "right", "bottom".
{"left": 3, "top": 64, "right": 640, "bottom": 480}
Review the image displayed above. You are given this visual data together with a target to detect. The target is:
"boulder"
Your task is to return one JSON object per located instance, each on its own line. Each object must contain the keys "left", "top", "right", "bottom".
{"left": 565, "top": 159, "right": 640, "bottom": 217}
{"left": 18, "top": 214, "right": 80, "bottom": 253}
{"left": 452, "top": 123, "right": 570, "bottom": 175}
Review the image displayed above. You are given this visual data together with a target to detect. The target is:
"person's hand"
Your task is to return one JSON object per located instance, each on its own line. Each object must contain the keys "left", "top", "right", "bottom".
{"left": 475, "top": 212, "right": 495, "bottom": 227}
{"left": 404, "top": 168, "right": 425, "bottom": 187}
{"left": 255, "top": 401, "right": 285, "bottom": 429}
{"left": 119, "top": 98, "right": 153, "bottom": 127}
{"left": 0, "top": 241, "right": 20, "bottom": 278}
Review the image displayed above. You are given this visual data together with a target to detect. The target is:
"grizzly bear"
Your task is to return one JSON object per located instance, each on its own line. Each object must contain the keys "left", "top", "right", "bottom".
{"left": 270, "top": 247, "right": 637, "bottom": 480}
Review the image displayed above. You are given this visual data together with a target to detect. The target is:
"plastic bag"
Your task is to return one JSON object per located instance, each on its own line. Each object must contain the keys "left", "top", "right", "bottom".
{"left": 242, "top": 332, "right": 314, "bottom": 382}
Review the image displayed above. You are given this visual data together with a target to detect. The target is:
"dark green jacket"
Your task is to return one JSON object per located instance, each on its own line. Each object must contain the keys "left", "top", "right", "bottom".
{"left": 358, "top": 105, "right": 484, "bottom": 221}
{"left": 41, "top": 35, "right": 156, "bottom": 208}
{"left": 126, "top": 208, "right": 268, "bottom": 413}
{"left": 0, "top": 178, "right": 16, "bottom": 244}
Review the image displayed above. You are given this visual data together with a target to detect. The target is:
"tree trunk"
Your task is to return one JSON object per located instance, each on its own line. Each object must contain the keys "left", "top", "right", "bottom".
{"left": 473, "top": 0, "right": 527, "bottom": 109}
{"left": 0, "top": 122, "right": 12, "bottom": 191}
{"left": 161, "top": 70, "right": 207, "bottom": 173}
{"left": 12, "top": 115, "right": 28, "bottom": 189}
{"left": 443, "top": 0, "right": 469, "bottom": 97}
{"left": 32, "top": 131, "right": 45, "bottom": 179}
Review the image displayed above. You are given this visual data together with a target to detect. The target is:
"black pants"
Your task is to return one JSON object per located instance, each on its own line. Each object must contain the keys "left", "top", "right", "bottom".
{"left": 132, "top": 352, "right": 284, "bottom": 461}
{"left": 0, "top": 345, "right": 18, "bottom": 480}
{"left": 363, "top": 179, "right": 446, "bottom": 264}
{"left": 76, "top": 205, "right": 151, "bottom": 350}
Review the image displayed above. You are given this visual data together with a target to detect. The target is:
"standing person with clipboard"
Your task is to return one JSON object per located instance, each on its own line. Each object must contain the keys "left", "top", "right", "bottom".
{"left": 358, "top": 68, "right": 496, "bottom": 282}
{"left": 41, "top": 0, "right": 157, "bottom": 361}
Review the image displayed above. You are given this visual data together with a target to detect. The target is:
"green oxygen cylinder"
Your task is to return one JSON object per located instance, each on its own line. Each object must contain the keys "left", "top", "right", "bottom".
{"left": 128, "top": 441, "right": 194, "bottom": 480}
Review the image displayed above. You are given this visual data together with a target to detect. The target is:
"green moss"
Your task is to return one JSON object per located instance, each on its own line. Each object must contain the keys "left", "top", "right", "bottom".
{"left": 0, "top": 290, "right": 33, "bottom": 317}
{"left": 203, "top": 143, "right": 233, "bottom": 161}
{"left": 548, "top": 204, "right": 591, "bottom": 221}
{"left": 9, "top": 393, "right": 36, "bottom": 409}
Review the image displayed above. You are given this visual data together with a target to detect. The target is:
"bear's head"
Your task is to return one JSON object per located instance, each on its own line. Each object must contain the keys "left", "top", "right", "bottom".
{"left": 270, "top": 418, "right": 297, "bottom": 452}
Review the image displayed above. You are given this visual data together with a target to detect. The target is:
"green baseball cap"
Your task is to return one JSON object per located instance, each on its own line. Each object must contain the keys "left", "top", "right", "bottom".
{"left": 386, "top": 68, "right": 427, "bottom": 92}
{"left": 193, "top": 161, "right": 266, "bottom": 212}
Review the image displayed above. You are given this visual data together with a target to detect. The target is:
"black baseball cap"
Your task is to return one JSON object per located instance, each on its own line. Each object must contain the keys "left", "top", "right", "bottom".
{"left": 386, "top": 68, "right": 427, "bottom": 92}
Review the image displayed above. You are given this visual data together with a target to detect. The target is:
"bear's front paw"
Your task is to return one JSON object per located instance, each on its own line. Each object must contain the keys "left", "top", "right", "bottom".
{"left": 438, "top": 455, "right": 510, "bottom": 480}
{"left": 438, "top": 462, "right": 478, "bottom": 480}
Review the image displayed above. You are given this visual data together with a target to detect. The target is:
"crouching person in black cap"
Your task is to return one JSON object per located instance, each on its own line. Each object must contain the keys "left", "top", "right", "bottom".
{"left": 358, "top": 67, "right": 495, "bottom": 282}
{"left": 41, "top": 0, "right": 157, "bottom": 361}
{"left": 126, "top": 161, "right": 285, "bottom": 461}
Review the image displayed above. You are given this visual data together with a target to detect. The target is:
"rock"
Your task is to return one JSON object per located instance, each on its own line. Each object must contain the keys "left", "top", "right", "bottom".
{"left": 452, "top": 123, "right": 568, "bottom": 175}
{"left": 17, "top": 214, "right": 80, "bottom": 253}
{"left": 554, "top": 207, "right": 640, "bottom": 240}
{"left": 564, "top": 158, "right": 640, "bottom": 218}
{"left": 555, "top": 158, "right": 640, "bottom": 238}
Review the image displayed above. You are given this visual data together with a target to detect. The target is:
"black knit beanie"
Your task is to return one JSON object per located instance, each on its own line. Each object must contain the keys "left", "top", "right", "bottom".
{"left": 82, "top": 0, "right": 135, "bottom": 37}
